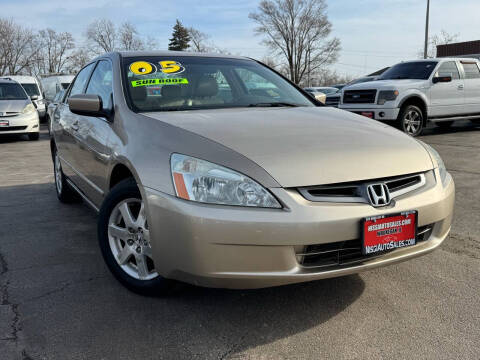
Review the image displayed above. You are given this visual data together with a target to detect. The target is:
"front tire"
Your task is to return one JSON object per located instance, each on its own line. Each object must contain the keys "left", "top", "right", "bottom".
{"left": 98, "top": 178, "right": 173, "bottom": 295}
{"left": 397, "top": 105, "right": 424, "bottom": 137}
{"left": 28, "top": 132, "right": 40, "bottom": 141}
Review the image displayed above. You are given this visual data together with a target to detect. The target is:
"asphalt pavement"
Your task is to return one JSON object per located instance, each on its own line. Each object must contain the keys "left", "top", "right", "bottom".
{"left": 0, "top": 122, "right": 479, "bottom": 360}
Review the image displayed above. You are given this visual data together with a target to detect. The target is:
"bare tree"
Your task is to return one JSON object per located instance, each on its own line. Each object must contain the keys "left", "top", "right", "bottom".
{"left": 66, "top": 47, "right": 92, "bottom": 74}
{"left": 188, "top": 27, "right": 211, "bottom": 52}
{"left": 249, "top": 0, "right": 341, "bottom": 84}
{"left": 86, "top": 19, "right": 117, "bottom": 53}
{"left": 418, "top": 30, "right": 459, "bottom": 59}
{"left": 36, "top": 28, "right": 75, "bottom": 74}
{"left": 119, "top": 22, "right": 145, "bottom": 51}
{"left": 0, "top": 18, "right": 42, "bottom": 75}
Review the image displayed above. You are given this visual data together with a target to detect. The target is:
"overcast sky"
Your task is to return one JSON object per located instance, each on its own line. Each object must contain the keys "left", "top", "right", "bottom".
{"left": 1, "top": 0, "right": 479, "bottom": 76}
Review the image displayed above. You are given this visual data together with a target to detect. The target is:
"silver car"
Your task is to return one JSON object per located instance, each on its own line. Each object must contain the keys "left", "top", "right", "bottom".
{"left": 0, "top": 78, "right": 40, "bottom": 140}
{"left": 51, "top": 51, "right": 454, "bottom": 294}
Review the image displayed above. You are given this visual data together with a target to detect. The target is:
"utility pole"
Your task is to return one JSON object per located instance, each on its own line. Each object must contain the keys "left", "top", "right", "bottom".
{"left": 424, "top": 0, "right": 430, "bottom": 59}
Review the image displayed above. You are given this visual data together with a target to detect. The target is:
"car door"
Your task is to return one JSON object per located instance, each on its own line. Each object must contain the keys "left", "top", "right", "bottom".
{"left": 73, "top": 59, "right": 114, "bottom": 207}
{"left": 54, "top": 62, "right": 96, "bottom": 186}
{"left": 429, "top": 61, "right": 464, "bottom": 117}
{"left": 459, "top": 61, "right": 480, "bottom": 114}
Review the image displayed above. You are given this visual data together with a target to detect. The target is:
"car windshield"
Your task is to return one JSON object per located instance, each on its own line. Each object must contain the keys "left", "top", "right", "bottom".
{"left": 379, "top": 61, "right": 438, "bottom": 80}
{"left": 124, "top": 56, "right": 314, "bottom": 112}
{"left": 21, "top": 83, "right": 40, "bottom": 97}
{"left": 0, "top": 83, "right": 28, "bottom": 100}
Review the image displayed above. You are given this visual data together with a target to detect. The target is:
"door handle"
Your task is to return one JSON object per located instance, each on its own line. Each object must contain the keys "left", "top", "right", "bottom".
{"left": 458, "top": 84, "right": 464, "bottom": 90}
{"left": 72, "top": 120, "right": 79, "bottom": 131}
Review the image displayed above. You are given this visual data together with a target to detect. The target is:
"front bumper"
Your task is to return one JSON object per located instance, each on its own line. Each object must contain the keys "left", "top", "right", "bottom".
{"left": 0, "top": 112, "right": 39, "bottom": 134}
{"left": 338, "top": 105, "right": 399, "bottom": 121}
{"left": 144, "top": 170, "right": 454, "bottom": 289}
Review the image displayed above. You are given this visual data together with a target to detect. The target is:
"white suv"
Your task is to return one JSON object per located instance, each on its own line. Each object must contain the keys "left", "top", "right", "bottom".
{"left": 338, "top": 58, "right": 480, "bottom": 136}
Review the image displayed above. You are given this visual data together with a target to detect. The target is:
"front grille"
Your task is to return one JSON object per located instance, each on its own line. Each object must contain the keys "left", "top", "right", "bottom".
{"left": 297, "top": 225, "right": 433, "bottom": 268}
{"left": 343, "top": 90, "right": 377, "bottom": 104}
{"left": 325, "top": 95, "right": 340, "bottom": 107}
{"left": 0, "top": 126, "right": 27, "bottom": 132}
{"left": 298, "top": 173, "right": 426, "bottom": 204}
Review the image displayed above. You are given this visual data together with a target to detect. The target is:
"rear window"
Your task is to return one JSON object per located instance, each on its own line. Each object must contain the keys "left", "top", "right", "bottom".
{"left": 21, "top": 83, "right": 40, "bottom": 97}
{"left": 461, "top": 62, "right": 480, "bottom": 79}
{"left": 123, "top": 56, "right": 313, "bottom": 112}
{"left": 379, "top": 62, "right": 438, "bottom": 80}
{"left": 0, "top": 83, "right": 28, "bottom": 100}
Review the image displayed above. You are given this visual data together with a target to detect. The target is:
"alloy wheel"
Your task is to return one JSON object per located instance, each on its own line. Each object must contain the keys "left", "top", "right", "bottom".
{"left": 108, "top": 198, "right": 158, "bottom": 281}
{"left": 54, "top": 153, "right": 63, "bottom": 194}
{"left": 403, "top": 109, "right": 422, "bottom": 136}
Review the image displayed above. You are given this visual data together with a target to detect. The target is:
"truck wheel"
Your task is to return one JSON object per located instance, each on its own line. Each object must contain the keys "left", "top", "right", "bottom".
{"left": 97, "top": 178, "right": 174, "bottom": 296}
{"left": 397, "top": 105, "right": 424, "bottom": 137}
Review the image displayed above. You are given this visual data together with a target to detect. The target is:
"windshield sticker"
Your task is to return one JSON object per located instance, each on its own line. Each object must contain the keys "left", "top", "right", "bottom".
{"left": 159, "top": 60, "right": 185, "bottom": 74}
{"left": 130, "top": 61, "right": 157, "bottom": 75}
{"left": 131, "top": 78, "right": 189, "bottom": 87}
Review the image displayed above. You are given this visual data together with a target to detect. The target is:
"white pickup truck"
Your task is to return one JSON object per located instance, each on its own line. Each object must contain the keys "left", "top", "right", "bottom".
{"left": 338, "top": 58, "right": 480, "bottom": 136}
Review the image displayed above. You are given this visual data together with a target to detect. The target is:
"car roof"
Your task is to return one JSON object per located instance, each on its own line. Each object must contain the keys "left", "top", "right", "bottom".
{"left": 0, "top": 78, "right": 21, "bottom": 84}
{"left": 103, "top": 50, "right": 250, "bottom": 61}
{"left": 0, "top": 75, "right": 39, "bottom": 83}
{"left": 400, "top": 58, "right": 479, "bottom": 63}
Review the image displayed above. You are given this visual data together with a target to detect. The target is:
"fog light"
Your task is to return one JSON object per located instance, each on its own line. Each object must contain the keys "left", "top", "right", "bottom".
{"left": 379, "top": 112, "right": 385, "bottom": 118}
{"left": 360, "top": 112, "right": 374, "bottom": 119}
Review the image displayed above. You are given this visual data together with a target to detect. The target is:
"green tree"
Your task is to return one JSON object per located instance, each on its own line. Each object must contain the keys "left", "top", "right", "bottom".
{"left": 168, "top": 20, "right": 190, "bottom": 51}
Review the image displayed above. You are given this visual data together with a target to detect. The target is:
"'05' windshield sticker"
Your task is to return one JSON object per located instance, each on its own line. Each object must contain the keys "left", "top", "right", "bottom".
{"left": 130, "top": 61, "right": 157, "bottom": 75}
{"left": 159, "top": 60, "right": 185, "bottom": 74}
{"left": 131, "top": 78, "right": 189, "bottom": 87}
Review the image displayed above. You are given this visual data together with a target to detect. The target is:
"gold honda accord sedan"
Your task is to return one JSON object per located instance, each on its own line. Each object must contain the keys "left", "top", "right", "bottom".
{"left": 50, "top": 51, "right": 454, "bottom": 294}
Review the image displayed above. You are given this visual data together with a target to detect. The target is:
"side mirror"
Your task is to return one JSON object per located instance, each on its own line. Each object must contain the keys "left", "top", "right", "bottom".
{"left": 30, "top": 95, "right": 39, "bottom": 101}
{"left": 433, "top": 74, "right": 452, "bottom": 84}
{"left": 68, "top": 94, "right": 112, "bottom": 120}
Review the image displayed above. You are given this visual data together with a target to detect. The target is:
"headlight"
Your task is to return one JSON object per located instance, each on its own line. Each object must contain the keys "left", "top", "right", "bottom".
{"left": 171, "top": 154, "right": 281, "bottom": 208}
{"left": 421, "top": 142, "right": 448, "bottom": 187}
{"left": 377, "top": 90, "right": 399, "bottom": 105}
{"left": 22, "top": 104, "right": 36, "bottom": 114}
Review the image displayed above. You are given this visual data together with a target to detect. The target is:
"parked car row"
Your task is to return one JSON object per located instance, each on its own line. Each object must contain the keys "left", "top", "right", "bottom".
{"left": 49, "top": 51, "right": 454, "bottom": 295}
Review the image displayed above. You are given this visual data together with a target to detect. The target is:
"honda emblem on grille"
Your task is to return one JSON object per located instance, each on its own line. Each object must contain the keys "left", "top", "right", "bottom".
{"left": 366, "top": 183, "right": 391, "bottom": 207}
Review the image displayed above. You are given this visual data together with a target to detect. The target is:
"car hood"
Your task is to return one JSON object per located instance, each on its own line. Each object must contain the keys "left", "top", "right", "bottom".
{"left": 0, "top": 99, "right": 29, "bottom": 113}
{"left": 143, "top": 107, "right": 433, "bottom": 187}
{"left": 344, "top": 79, "right": 428, "bottom": 91}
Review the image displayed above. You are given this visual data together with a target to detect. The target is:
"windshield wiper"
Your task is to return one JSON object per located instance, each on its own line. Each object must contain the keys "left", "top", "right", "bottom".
{"left": 248, "top": 102, "right": 299, "bottom": 107}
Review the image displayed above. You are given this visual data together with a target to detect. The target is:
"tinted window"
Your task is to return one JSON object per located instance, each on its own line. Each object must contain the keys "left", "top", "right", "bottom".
{"left": 0, "top": 83, "right": 28, "bottom": 100}
{"left": 21, "top": 83, "right": 40, "bottom": 97}
{"left": 436, "top": 62, "right": 460, "bottom": 80}
{"left": 379, "top": 61, "right": 438, "bottom": 80}
{"left": 124, "top": 56, "right": 313, "bottom": 112}
{"left": 86, "top": 60, "right": 113, "bottom": 110}
{"left": 70, "top": 63, "right": 95, "bottom": 97}
{"left": 462, "top": 62, "right": 480, "bottom": 79}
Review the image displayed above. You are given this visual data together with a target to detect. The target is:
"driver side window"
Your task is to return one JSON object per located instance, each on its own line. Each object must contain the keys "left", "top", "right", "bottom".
{"left": 436, "top": 62, "right": 460, "bottom": 80}
{"left": 86, "top": 60, "right": 113, "bottom": 110}
{"left": 69, "top": 62, "right": 95, "bottom": 98}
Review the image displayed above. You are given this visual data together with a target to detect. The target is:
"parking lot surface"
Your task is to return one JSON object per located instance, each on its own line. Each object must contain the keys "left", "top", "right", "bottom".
{"left": 1, "top": 122, "right": 479, "bottom": 360}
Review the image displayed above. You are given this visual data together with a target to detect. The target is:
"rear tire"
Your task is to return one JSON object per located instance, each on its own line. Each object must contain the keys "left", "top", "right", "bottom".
{"left": 98, "top": 178, "right": 174, "bottom": 296}
{"left": 53, "top": 148, "right": 80, "bottom": 203}
{"left": 397, "top": 104, "right": 424, "bottom": 137}
{"left": 28, "top": 132, "right": 40, "bottom": 141}
{"left": 435, "top": 121, "right": 454, "bottom": 128}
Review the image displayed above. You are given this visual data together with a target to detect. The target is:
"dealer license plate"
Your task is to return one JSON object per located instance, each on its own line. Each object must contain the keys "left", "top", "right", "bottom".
{"left": 362, "top": 211, "right": 417, "bottom": 255}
